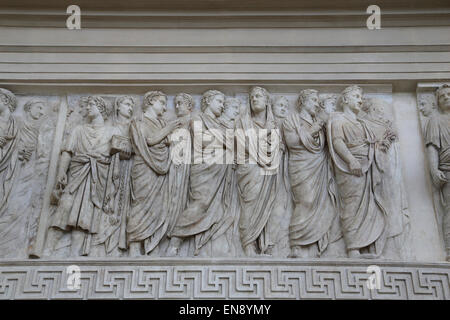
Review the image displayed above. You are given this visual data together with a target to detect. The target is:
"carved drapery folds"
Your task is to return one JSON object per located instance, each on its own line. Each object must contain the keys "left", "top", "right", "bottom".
{"left": 0, "top": 85, "right": 427, "bottom": 261}
{"left": 417, "top": 83, "right": 450, "bottom": 262}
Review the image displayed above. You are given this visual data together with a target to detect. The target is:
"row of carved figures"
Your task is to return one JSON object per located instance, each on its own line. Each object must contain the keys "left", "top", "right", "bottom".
{"left": 0, "top": 85, "right": 447, "bottom": 260}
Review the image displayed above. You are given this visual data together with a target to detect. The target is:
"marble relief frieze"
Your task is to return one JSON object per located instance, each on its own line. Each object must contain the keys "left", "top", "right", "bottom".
{"left": 0, "top": 85, "right": 427, "bottom": 262}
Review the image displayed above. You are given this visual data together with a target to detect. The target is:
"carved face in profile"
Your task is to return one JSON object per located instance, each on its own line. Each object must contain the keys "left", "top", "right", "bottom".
{"left": 419, "top": 99, "right": 435, "bottom": 117}
{"left": 86, "top": 99, "right": 102, "bottom": 119}
{"left": 28, "top": 102, "right": 45, "bottom": 120}
{"left": 223, "top": 99, "right": 240, "bottom": 121}
{"left": 250, "top": 88, "right": 268, "bottom": 114}
{"left": 302, "top": 93, "right": 319, "bottom": 117}
{"left": 344, "top": 89, "right": 363, "bottom": 114}
{"left": 150, "top": 95, "right": 167, "bottom": 117}
{"left": 208, "top": 94, "right": 224, "bottom": 117}
{"left": 117, "top": 97, "right": 134, "bottom": 120}
{"left": 437, "top": 87, "right": 450, "bottom": 112}
{"left": 272, "top": 97, "right": 289, "bottom": 119}
{"left": 175, "top": 95, "right": 191, "bottom": 117}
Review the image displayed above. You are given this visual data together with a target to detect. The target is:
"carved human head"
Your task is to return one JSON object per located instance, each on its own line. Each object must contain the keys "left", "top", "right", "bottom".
{"left": 435, "top": 84, "right": 450, "bottom": 112}
{"left": 84, "top": 96, "right": 108, "bottom": 120}
{"left": 418, "top": 96, "right": 437, "bottom": 117}
{"left": 24, "top": 98, "right": 45, "bottom": 120}
{"left": 272, "top": 96, "right": 289, "bottom": 119}
{"left": 320, "top": 94, "right": 338, "bottom": 114}
{"left": 223, "top": 97, "right": 241, "bottom": 121}
{"left": 175, "top": 93, "right": 194, "bottom": 117}
{"left": 249, "top": 86, "right": 269, "bottom": 114}
{"left": 0, "top": 88, "right": 17, "bottom": 113}
{"left": 297, "top": 89, "right": 319, "bottom": 116}
{"left": 338, "top": 85, "right": 363, "bottom": 114}
{"left": 201, "top": 90, "right": 224, "bottom": 117}
{"left": 143, "top": 91, "right": 167, "bottom": 117}
{"left": 362, "top": 98, "right": 387, "bottom": 121}
{"left": 115, "top": 95, "right": 135, "bottom": 120}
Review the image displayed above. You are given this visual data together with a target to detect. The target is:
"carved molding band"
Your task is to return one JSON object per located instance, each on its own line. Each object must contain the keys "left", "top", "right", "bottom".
{"left": 0, "top": 259, "right": 448, "bottom": 300}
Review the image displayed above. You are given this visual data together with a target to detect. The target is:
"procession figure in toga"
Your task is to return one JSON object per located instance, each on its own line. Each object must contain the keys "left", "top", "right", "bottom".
{"left": 164, "top": 93, "right": 195, "bottom": 256}
{"left": 0, "top": 89, "right": 19, "bottom": 251}
{"left": 5, "top": 99, "right": 45, "bottom": 258}
{"left": 168, "top": 90, "right": 236, "bottom": 257}
{"left": 50, "top": 95, "right": 116, "bottom": 256}
{"left": 283, "top": 89, "right": 341, "bottom": 258}
{"left": 424, "top": 84, "right": 450, "bottom": 261}
{"left": 91, "top": 95, "right": 135, "bottom": 256}
{"left": 127, "top": 91, "right": 181, "bottom": 256}
{"left": 328, "top": 85, "right": 393, "bottom": 258}
{"left": 0, "top": 88, "right": 31, "bottom": 258}
{"left": 235, "top": 86, "right": 281, "bottom": 256}
{"left": 269, "top": 96, "right": 293, "bottom": 257}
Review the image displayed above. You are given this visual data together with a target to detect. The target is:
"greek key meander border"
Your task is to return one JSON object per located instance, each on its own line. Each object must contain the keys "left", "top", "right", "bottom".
{"left": 0, "top": 259, "right": 448, "bottom": 300}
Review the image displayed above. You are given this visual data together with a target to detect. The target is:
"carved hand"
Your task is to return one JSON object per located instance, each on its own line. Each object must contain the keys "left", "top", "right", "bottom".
{"left": 431, "top": 168, "right": 448, "bottom": 187}
{"left": 349, "top": 158, "right": 363, "bottom": 177}
{"left": 19, "top": 148, "right": 33, "bottom": 162}
{"left": 57, "top": 171, "right": 68, "bottom": 186}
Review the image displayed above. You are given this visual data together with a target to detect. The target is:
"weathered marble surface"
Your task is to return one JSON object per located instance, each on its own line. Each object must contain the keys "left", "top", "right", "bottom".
{"left": 0, "top": 258, "right": 448, "bottom": 300}
{"left": 0, "top": 84, "right": 421, "bottom": 261}
{"left": 0, "top": 83, "right": 448, "bottom": 300}
{"left": 417, "top": 84, "right": 450, "bottom": 262}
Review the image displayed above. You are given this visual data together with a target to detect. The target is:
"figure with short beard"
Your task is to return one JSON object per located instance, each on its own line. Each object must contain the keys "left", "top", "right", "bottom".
{"left": 92, "top": 95, "right": 135, "bottom": 257}
{"left": 424, "top": 84, "right": 450, "bottom": 261}
{"left": 50, "top": 96, "right": 116, "bottom": 257}
{"left": 236, "top": 86, "right": 282, "bottom": 256}
{"left": 127, "top": 91, "right": 181, "bottom": 256}
{"left": 283, "top": 90, "right": 341, "bottom": 258}
{"left": 328, "top": 86, "right": 391, "bottom": 259}
{"left": 168, "top": 90, "right": 235, "bottom": 257}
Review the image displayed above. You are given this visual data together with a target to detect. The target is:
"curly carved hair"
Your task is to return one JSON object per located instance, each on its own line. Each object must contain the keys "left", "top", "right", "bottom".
{"left": 80, "top": 95, "right": 109, "bottom": 120}
{"left": 297, "top": 89, "right": 318, "bottom": 110}
{"left": 143, "top": 91, "right": 167, "bottom": 112}
{"left": 0, "top": 88, "right": 17, "bottom": 112}
{"left": 436, "top": 84, "right": 450, "bottom": 100}
{"left": 201, "top": 90, "right": 225, "bottom": 112}
{"left": 175, "top": 93, "right": 195, "bottom": 111}
{"left": 114, "top": 95, "right": 135, "bottom": 116}
{"left": 337, "top": 85, "right": 363, "bottom": 109}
